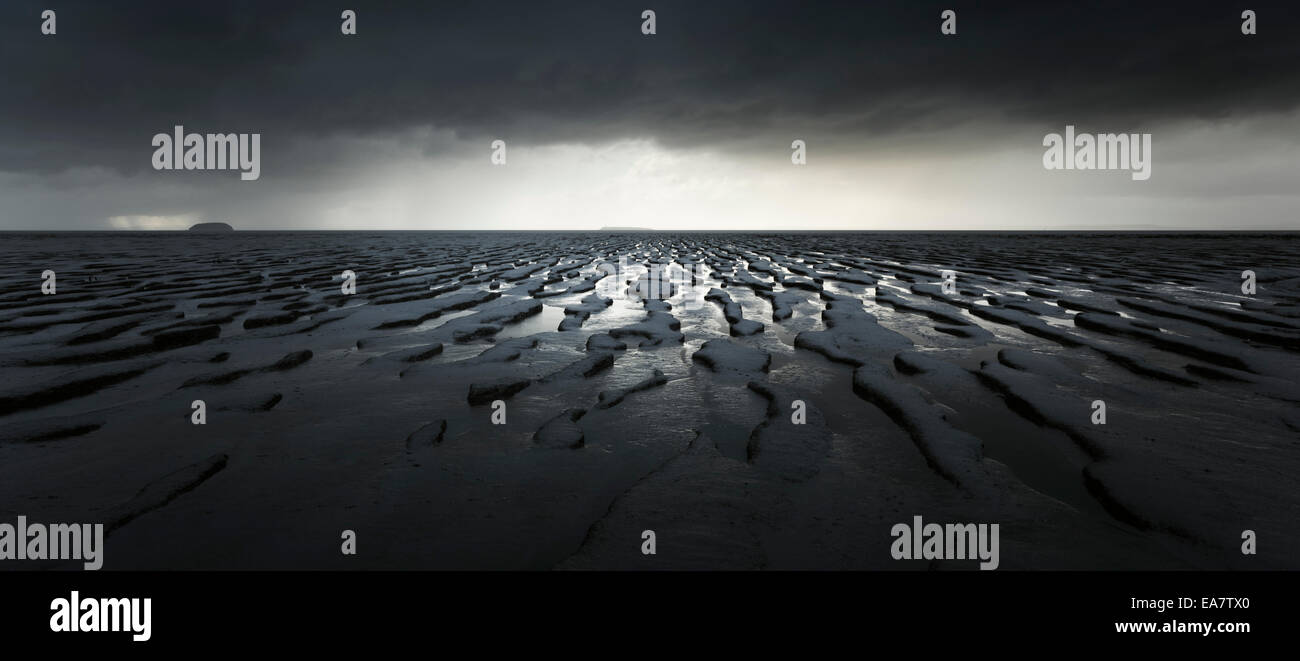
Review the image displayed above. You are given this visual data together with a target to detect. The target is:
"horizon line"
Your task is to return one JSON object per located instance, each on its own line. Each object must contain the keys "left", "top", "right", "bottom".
{"left": 3, "top": 228, "right": 1299, "bottom": 233}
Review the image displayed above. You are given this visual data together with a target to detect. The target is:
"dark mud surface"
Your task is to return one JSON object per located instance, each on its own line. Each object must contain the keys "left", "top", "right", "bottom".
{"left": 1, "top": 231, "right": 1297, "bottom": 569}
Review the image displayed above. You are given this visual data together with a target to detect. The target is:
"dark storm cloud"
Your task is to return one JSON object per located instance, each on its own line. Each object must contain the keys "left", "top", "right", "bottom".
{"left": 1, "top": 0, "right": 1297, "bottom": 174}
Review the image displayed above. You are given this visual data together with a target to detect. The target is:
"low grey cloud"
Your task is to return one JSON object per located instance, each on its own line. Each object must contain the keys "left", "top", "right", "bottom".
{"left": 1, "top": 0, "right": 1297, "bottom": 229}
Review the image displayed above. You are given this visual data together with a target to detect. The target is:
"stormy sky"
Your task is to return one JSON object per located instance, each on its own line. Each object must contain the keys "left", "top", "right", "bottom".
{"left": 1, "top": 0, "right": 1297, "bottom": 230}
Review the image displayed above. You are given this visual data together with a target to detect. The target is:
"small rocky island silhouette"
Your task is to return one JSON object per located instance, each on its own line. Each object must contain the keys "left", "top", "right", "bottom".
{"left": 188, "top": 222, "right": 234, "bottom": 232}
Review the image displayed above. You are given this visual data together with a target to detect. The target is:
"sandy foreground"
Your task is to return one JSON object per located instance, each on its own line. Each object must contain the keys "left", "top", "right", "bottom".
{"left": 0, "top": 231, "right": 1296, "bottom": 570}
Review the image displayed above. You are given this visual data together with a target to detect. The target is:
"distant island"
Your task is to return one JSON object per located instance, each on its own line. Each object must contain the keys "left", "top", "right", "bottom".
{"left": 599, "top": 226, "right": 655, "bottom": 232}
{"left": 188, "top": 222, "right": 234, "bottom": 232}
